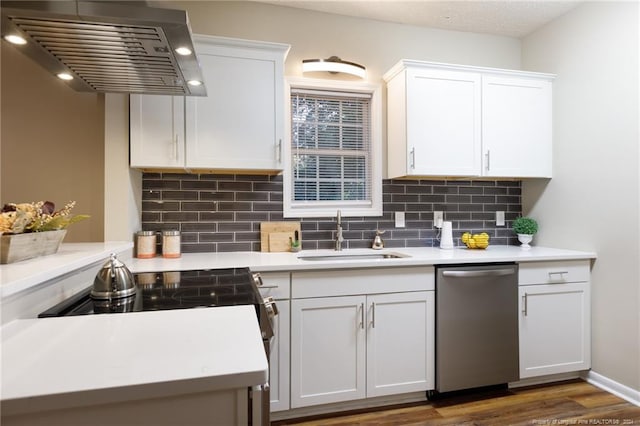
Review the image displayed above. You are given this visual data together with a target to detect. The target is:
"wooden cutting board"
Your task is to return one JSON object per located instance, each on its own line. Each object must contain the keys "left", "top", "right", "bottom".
{"left": 260, "top": 222, "right": 301, "bottom": 252}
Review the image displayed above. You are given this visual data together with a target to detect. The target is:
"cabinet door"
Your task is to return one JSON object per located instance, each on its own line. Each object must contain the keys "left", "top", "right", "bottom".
{"left": 130, "top": 94, "right": 185, "bottom": 168}
{"left": 405, "top": 68, "right": 481, "bottom": 176}
{"left": 366, "top": 291, "right": 434, "bottom": 397}
{"left": 269, "top": 300, "right": 290, "bottom": 412}
{"left": 291, "top": 296, "right": 366, "bottom": 408}
{"left": 185, "top": 43, "right": 284, "bottom": 171}
{"left": 519, "top": 282, "right": 590, "bottom": 378}
{"left": 482, "top": 76, "right": 553, "bottom": 178}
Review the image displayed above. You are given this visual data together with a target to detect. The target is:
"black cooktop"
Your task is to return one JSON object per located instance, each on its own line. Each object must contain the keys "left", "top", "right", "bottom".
{"left": 39, "top": 268, "right": 262, "bottom": 317}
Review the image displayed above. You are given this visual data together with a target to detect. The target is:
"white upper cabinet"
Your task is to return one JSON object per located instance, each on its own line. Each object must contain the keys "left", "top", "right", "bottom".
{"left": 482, "top": 75, "right": 553, "bottom": 178}
{"left": 130, "top": 95, "right": 185, "bottom": 169}
{"left": 186, "top": 35, "right": 289, "bottom": 172}
{"left": 384, "top": 60, "right": 554, "bottom": 179}
{"left": 129, "top": 35, "right": 290, "bottom": 173}
{"left": 387, "top": 67, "right": 482, "bottom": 177}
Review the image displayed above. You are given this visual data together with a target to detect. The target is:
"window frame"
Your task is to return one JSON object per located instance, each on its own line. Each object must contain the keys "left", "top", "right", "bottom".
{"left": 283, "top": 77, "right": 382, "bottom": 218}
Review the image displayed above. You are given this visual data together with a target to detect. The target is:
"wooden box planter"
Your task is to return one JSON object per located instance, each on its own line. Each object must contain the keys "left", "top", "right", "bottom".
{"left": 0, "top": 230, "right": 67, "bottom": 264}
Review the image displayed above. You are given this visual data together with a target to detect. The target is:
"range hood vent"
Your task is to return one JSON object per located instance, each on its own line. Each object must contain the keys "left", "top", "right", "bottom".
{"left": 1, "top": 1, "right": 206, "bottom": 96}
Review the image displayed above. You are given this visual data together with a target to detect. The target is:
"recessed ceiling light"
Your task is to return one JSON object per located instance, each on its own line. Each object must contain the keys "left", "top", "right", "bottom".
{"left": 175, "top": 47, "right": 192, "bottom": 56}
{"left": 57, "top": 73, "right": 73, "bottom": 81}
{"left": 187, "top": 80, "right": 202, "bottom": 86}
{"left": 4, "top": 34, "right": 27, "bottom": 45}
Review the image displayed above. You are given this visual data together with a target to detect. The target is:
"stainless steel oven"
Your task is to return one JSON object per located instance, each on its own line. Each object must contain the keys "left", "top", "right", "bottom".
{"left": 39, "top": 267, "right": 277, "bottom": 426}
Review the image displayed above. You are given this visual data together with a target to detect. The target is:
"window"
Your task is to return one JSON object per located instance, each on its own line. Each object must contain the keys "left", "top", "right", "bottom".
{"left": 284, "top": 78, "right": 382, "bottom": 218}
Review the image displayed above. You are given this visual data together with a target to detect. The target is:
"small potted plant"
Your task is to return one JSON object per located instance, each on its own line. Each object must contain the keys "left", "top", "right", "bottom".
{"left": 512, "top": 216, "right": 538, "bottom": 249}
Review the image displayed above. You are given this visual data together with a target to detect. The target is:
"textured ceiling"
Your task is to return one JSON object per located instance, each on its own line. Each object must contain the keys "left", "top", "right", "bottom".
{"left": 257, "top": 0, "right": 582, "bottom": 38}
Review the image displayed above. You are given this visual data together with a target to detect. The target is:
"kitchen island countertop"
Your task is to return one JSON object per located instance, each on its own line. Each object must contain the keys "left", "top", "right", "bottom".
{"left": 1, "top": 305, "right": 267, "bottom": 416}
{"left": 0, "top": 241, "right": 133, "bottom": 299}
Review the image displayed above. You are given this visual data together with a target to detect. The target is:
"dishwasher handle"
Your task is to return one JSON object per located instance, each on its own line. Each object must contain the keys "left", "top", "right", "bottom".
{"left": 441, "top": 268, "right": 516, "bottom": 278}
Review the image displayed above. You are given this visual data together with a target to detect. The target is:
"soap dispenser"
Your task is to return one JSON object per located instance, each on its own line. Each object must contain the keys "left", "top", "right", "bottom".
{"left": 372, "top": 230, "right": 385, "bottom": 250}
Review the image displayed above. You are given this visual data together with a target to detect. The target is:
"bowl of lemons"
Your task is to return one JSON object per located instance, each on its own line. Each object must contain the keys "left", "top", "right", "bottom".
{"left": 461, "top": 232, "right": 490, "bottom": 249}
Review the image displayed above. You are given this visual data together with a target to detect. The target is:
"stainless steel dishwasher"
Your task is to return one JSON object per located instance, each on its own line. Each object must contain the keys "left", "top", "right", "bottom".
{"left": 435, "top": 263, "right": 519, "bottom": 393}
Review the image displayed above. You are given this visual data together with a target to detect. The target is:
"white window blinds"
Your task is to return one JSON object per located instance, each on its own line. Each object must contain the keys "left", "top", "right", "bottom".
{"left": 290, "top": 88, "right": 372, "bottom": 205}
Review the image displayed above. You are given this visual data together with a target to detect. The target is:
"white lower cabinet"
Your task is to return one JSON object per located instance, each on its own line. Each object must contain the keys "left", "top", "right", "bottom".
{"left": 291, "top": 296, "right": 366, "bottom": 408}
{"left": 290, "top": 267, "right": 435, "bottom": 409}
{"left": 254, "top": 271, "right": 291, "bottom": 413}
{"left": 366, "top": 292, "right": 434, "bottom": 398}
{"left": 269, "top": 299, "right": 290, "bottom": 412}
{"left": 518, "top": 262, "right": 591, "bottom": 379}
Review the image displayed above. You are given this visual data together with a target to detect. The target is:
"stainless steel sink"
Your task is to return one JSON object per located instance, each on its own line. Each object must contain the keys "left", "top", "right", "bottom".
{"left": 297, "top": 252, "right": 410, "bottom": 261}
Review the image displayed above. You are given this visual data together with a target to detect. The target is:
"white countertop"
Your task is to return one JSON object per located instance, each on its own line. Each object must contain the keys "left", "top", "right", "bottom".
{"left": 128, "top": 245, "right": 596, "bottom": 274}
{"left": 1, "top": 305, "right": 267, "bottom": 416}
{"left": 0, "top": 241, "right": 133, "bottom": 299}
{"left": 0, "top": 244, "right": 596, "bottom": 298}
{"left": 0, "top": 243, "right": 595, "bottom": 416}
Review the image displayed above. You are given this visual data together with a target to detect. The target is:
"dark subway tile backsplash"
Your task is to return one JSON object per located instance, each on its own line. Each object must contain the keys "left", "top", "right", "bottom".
{"left": 141, "top": 173, "right": 522, "bottom": 253}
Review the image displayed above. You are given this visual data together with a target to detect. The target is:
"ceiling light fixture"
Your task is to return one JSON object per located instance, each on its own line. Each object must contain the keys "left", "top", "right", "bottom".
{"left": 4, "top": 34, "right": 27, "bottom": 45}
{"left": 187, "top": 79, "right": 202, "bottom": 86}
{"left": 57, "top": 72, "right": 73, "bottom": 81}
{"left": 302, "top": 56, "right": 366, "bottom": 79}
{"left": 175, "top": 46, "right": 192, "bottom": 56}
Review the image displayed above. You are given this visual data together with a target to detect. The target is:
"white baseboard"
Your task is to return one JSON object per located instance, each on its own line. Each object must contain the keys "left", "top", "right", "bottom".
{"left": 271, "top": 392, "right": 427, "bottom": 421}
{"left": 583, "top": 370, "right": 640, "bottom": 407}
{"left": 509, "top": 372, "right": 581, "bottom": 388}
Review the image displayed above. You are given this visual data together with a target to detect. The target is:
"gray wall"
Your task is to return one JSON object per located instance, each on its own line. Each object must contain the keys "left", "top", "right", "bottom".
{"left": 522, "top": 1, "right": 640, "bottom": 392}
{"left": 1, "top": 43, "right": 105, "bottom": 242}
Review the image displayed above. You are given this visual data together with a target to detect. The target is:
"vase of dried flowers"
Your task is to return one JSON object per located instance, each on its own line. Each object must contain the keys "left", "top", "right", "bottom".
{"left": 0, "top": 201, "right": 89, "bottom": 264}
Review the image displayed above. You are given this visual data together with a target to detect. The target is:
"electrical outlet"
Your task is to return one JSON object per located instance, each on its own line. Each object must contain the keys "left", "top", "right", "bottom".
{"left": 395, "top": 211, "right": 405, "bottom": 228}
{"left": 496, "top": 211, "right": 505, "bottom": 226}
{"left": 434, "top": 211, "right": 444, "bottom": 228}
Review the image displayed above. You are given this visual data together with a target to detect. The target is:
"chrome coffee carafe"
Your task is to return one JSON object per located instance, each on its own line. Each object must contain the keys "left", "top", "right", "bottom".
{"left": 91, "top": 253, "right": 137, "bottom": 299}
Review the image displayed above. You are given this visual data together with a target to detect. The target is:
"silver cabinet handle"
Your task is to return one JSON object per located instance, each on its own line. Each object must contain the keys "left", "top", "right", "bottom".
{"left": 522, "top": 293, "right": 528, "bottom": 316}
{"left": 358, "top": 303, "right": 364, "bottom": 329}
{"left": 410, "top": 147, "right": 416, "bottom": 169}
{"left": 173, "top": 134, "right": 179, "bottom": 161}
{"left": 371, "top": 302, "right": 376, "bottom": 328}
{"left": 548, "top": 271, "right": 569, "bottom": 279}
{"left": 276, "top": 139, "right": 282, "bottom": 163}
{"left": 442, "top": 268, "right": 515, "bottom": 278}
{"left": 485, "top": 150, "right": 491, "bottom": 171}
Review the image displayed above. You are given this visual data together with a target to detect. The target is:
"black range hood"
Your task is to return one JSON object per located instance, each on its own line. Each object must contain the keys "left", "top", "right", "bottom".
{"left": 1, "top": 1, "right": 206, "bottom": 96}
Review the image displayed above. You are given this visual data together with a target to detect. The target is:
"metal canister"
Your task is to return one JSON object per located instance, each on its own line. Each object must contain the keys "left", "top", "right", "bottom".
{"left": 162, "top": 230, "right": 181, "bottom": 258}
{"left": 136, "top": 231, "right": 156, "bottom": 259}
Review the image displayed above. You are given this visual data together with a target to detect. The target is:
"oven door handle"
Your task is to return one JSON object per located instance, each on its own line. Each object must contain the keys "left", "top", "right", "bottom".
{"left": 263, "top": 296, "right": 279, "bottom": 317}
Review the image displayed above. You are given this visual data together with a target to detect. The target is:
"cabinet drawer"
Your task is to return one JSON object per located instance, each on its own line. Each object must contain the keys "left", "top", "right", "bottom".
{"left": 292, "top": 266, "right": 435, "bottom": 299}
{"left": 519, "top": 260, "right": 590, "bottom": 285}
{"left": 254, "top": 271, "right": 290, "bottom": 300}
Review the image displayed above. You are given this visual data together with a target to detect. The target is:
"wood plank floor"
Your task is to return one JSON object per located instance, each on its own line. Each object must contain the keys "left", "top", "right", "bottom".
{"left": 274, "top": 380, "right": 640, "bottom": 426}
